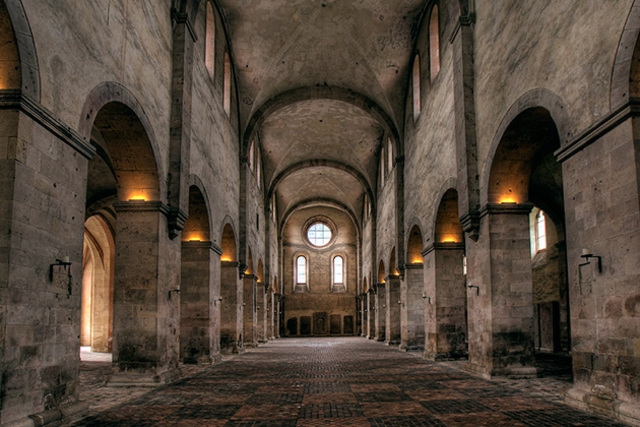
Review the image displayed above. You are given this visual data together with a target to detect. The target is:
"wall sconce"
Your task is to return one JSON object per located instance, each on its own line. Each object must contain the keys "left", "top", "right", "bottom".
{"left": 168, "top": 289, "right": 180, "bottom": 299}
{"left": 382, "top": 304, "right": 386, "bottom": 308}
{"left": 49, "top": 256, "right": 71, "bottom": 281}
{"left": 580, "top": 249, "right": 602, "bottom": 273}
{"left": 242, "top": 303, "right": 247, "bottom": 306}
{"left": 397, "top": 300, "right": 404, "bottom": 306}
{"left": 467, "top": 284, "right": 479, "bottom": 295}
{"left": 217, "top": 297, "right": 223, "bottom": 302}
{"left": 422, "top": 294, "right": 431, "bottom": 304}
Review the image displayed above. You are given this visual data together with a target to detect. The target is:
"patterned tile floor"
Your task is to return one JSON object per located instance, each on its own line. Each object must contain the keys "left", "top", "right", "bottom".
{"left": 74, "top": 338, "right": 626, "bottom": 426}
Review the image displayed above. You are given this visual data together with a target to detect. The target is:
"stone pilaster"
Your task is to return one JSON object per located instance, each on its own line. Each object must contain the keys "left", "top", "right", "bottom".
{"left": 423, "top": 243, "right": 467, "bottom": 360}
{"left": 466, "top": 203, "right": 536, "bottom": 378}
{"left": 385, "top": 276, "right": 401, "bottom": 346}
{"left": 374, "top": 283, "right": 386, "bottom": 341}
{"left": 109, "top": 200, "right": 180, "bottom": 386}
{"left": 242, "top": 274, "right": 257, "bottom": 347}
{"left": 401, "top": 264, "right": 425, "bottom": 351}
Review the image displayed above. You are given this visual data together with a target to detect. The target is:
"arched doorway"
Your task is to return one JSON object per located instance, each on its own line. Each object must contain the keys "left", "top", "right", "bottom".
{"left": 85, "top": 100, "right": 171, "bottom": 383}
{"left": 470, "top": 106, "right": 568, "bottom": 378}
{"left": 81, "top": 215, "right": 115, "bottom": 356}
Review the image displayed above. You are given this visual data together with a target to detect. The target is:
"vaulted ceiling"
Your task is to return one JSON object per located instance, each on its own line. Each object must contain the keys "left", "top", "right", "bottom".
{"left": 217, "top": 0, "right": 427, "bottom": 228}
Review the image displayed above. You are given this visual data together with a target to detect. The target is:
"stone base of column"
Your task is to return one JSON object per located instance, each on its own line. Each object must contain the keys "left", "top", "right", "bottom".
{"left": 106, "top": 367, "right": 180, "bottom": 387}
{"left": 399, "top": 344, "right": 424, "bottom": 352}
{"left": 15, "top": 401, "right": 89, "bottom": 427}
{"left": 459, "top": 360, "right": 538, "bottom": 379}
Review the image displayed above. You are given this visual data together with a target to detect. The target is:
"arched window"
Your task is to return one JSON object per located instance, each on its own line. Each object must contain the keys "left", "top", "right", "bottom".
{"left": 223, "top": 52, "right": 231, "bottom": 115}
{"left": 333, "top": 256, "right": 343, "bottom": 284}
{"left": 380, "top": 151, "right": 385, "bottom": 188}
{"left": 429, "top": 5, "right": 440, "bottom": 82}
{"left": 387, "top": 138, "right": 393, "bottom": 175}
{"left": 205, "top": 1, "right": 215, "bottom": 80}
{"left": 332, "top": 255, "right": 346, "bottom": 292}
{"left": 535, "top": 210, "right": 547, "bottom": 252}
{"left": 294, "top": 254, "right": 309, "bottom": 292}
{"left": 256, "top": 148, "right": 261, "bottom": 187}
{"left": 247, "top": 139, "right": 254, "bottom": 171}
{"left": 297, "top": 256, "right": 306, "bottom": 283}
{"left": 412, "top": 55, "right": 421, "bottom": 120}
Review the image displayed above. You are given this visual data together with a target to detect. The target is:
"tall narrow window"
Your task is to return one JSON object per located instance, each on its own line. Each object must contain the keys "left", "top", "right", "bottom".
{"left": 387, "top": 138, "right": 393, "bottom": 175}
{"left": 223, "top": 52, "right": 231, "bottom": 115}
{"left": 380, "top": 152, "right": 385, "bottom": 188}
{"left": 333, "top": 256, "right": 344, "bottom": 284}
{"left": 412, "top": 55, "right": 421, "bottom": 120}
{"left": 296, "top": 256, "right": 306, "bottom": 283}
{"left": 205, "top": 2, "right": 215, "bottom": 80}
{"left": 256, "top": 149, "right": 261, "bottom": 187}
{"left": 429, "top": 5, "right": 440, "bottom": 82}
{"left": 535, "top": 211, "right": 547, "bottom": 252}
{"left": 247, "top": 140, "right": 254, "bottom": 171}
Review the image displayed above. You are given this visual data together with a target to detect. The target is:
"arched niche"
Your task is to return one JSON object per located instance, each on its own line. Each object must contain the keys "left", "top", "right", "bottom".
{"left": 434, "top": 189, "right": 463, "bottom": 244}
{"left": 182, "top": 186, "right": 211, "bottom": 242}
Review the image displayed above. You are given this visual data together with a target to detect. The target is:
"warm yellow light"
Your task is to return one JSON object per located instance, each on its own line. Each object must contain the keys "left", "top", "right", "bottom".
{"left": 128, "top": 192, "right": 147, "bottom": 202}
{"left": 221, "top": 256, "right": 232, "bottom": 262}
{"left": 499, "top": 196, "right": 517, "bottom": 204}
{"left": 411, "top": 257, "right": 423, "bottom": 264}
{"left": 441, "top": 237, "right": 460, "bottom": 244}
{"left": 183, "top": 233, "right": 204, "bottom": 242}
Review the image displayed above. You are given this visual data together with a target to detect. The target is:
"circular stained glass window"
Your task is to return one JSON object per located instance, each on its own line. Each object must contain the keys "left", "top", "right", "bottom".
{"left": 307, "top": 222, "right": 332, "bottom": 247}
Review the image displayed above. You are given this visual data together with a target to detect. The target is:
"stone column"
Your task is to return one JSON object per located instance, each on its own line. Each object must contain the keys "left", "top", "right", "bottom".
{"left": 220, "top": 261, "right": 240, "bottom": 353}
{"left": 423, "top": 243, "right": 467, "bottom": 360}
{"left": 401, "top": 264, "right": 425, "bottom": 351}
{"left": 180, "top": 241, "right": 215, "bottom": 364}
{"left": 275, "top": 293, "right": 282, "bottom": 338}
{"left": 110, "top": 201, "right": 180, "bottom": 385}
{"left": 242, "top": 274, "right": 257, "bottom": 347}
{"left": 367, "top": 290, "right": 375, "bottom": 339}
{"left": 374, "top": 283, "right": 386, "bottom": 341}
{"left": 266, "top": 289, "right": 273, "bottom": 340}
{"left": 466, "top": 203, "right": 536, "bottom": 377}
{"left": 257, "top": 283, "right": 266, "bottom": 343}
{"left": 385, "top": 276, "right": 401, "bottom": 346}
{"left": 360, "top": 293, "right": 367, "bottom": 337}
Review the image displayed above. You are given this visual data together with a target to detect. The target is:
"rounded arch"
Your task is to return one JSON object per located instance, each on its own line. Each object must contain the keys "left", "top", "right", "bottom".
{"left": 377, "top": 260, "right": 386, "bottom": 284}
{"left": 78, "top": 82, "right": 166, "bottom": 200}
{"left": 188, "top": 174, "right": 214, "bottom": 237}
{"left": 2, "top": 0, "right": 40, "bottom": 99}
{"left": 267, "top": 159, "right": 376, "bottom": 211}
{"left": 363, "top": 276, "right": 368, "bottom": 292}
{"left": 242, "top": 86, "right": 402, "bottom": 159}
{"left": 246, "top": 246, "right": 254, "bottom": 275}
{"left": 389, "top": 247, "right": 398, "bottom": 277}
{"left": 256, "top": 259, "right": 264, "bottom": 283}
{"left": 481, "top": 90, "right": 569, "bottom": 206}
{"left": 182, "top": 185, "right": 211, "bottom": 242}
{"left": 279, "top": 198, "right": 361, "bottom": 240}
{"left": 407, "top": 223, "right": 424, "bottom": 265}
{"left": 611, "top": 1, "right": 640, "bottom": 109}
{"left": 434, "top": 189, "right": 463, "bottom": 244}
{"left": 220, "top": 219, "right": 238, "bottom": 262}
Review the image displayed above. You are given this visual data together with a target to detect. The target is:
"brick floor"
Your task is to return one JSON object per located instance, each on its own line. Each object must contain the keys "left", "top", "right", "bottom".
{"left": 74, "top": 337, "right": 626, "bottom": 426}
